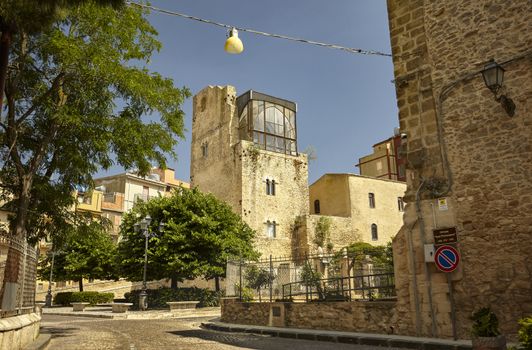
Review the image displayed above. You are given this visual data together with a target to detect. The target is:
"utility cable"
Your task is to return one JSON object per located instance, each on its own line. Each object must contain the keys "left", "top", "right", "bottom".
{"left": 126, "top": 1, "right": 394, "bottom": 58}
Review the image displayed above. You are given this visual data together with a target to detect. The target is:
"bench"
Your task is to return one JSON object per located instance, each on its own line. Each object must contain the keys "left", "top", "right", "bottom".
{"left": 72, "top": 302, "right": 91, "bottom": 312}
{"left": 166, "top": 301, "right": 200, "bottom": 311}
{"left": 111, "top": 303, "right": 133, "bottom": 313}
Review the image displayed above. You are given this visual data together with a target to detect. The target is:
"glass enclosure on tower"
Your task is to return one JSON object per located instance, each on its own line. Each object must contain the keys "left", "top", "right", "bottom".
{"left": 237, "top": 90, "right": 297, "bottom": 156}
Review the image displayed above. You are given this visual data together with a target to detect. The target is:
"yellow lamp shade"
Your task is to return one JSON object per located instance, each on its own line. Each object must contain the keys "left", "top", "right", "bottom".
{"left": 225, "top": 28, "right": 244, "bottom": 54}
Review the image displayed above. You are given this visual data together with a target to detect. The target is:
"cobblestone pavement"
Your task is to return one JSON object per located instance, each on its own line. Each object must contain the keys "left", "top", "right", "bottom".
{"left": 41, "top": 315, "right": 402, "bottom": 350}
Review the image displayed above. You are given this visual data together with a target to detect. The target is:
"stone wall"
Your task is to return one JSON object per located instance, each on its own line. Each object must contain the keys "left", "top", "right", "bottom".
{"left": 387, "top": 0, "right": 532, "bottom": 340}
{"left": 190, "top": 86, "right": 243, "bottom": 213}
{"left": 0, "top": 313, "right": 40, "bottom": 350}
{"left": 221, "top": 298, "right": 396, "bottom": 334}
{"left": 241, "top": 141, "right": 309, "bottom": 258}
{"left": 306, "top": 214, "right": 355, "bottom": 254}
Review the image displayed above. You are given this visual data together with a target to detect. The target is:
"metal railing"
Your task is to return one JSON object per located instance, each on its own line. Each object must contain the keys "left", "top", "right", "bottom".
{"left": 281, "top": 272, "right": 396, "bottom": 302}
{"left": 227, "top": 252, "right": 395, "bottom": 303}
{"left": 0, "top": 233, "right": 38, "bottom": 317}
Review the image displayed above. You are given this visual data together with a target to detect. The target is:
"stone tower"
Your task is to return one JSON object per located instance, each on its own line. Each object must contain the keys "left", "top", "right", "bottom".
{"left": 191, "top": 86, "right": 309, "bottom": 258}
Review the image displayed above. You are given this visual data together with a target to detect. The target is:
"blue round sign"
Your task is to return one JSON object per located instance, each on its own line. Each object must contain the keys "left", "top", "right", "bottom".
{"left": 434, "top": 245, "right": 460, "bottom": 273}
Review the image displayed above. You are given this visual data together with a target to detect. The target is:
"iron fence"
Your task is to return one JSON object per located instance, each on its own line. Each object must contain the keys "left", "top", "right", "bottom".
{"left": 281, "top": 272, "right": 396, "bottom": 302}
{"left": 0, "top": 233, "right": 38, "bottom": 318}
{"left": 226, "top": 251, "right": 395, "bottom": 303}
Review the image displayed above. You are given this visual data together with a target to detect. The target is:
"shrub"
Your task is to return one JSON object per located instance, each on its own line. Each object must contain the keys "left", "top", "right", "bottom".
{"left": 54, "top": 291, "right": 114, "bottom": 306}
{"left": 124, "top": 287, "right": 224, "bottom": 310}
{"left": 517, "top": 316, "right": 532, "bottom": 350}
{"left": 234, "top": 284, "right": 254, "bottom": 302}
{"left": 471, "top": 307, "right": 500, "bottom": 337}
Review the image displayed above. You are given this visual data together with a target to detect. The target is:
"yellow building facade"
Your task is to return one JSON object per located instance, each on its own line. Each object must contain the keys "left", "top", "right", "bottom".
{"left": 309, "top": 174, "right": 406, "bottom": 248}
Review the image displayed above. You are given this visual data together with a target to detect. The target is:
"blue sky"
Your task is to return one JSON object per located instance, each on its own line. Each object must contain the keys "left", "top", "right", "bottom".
{"left": 104, "top": 0, "right": 399, "bottom": 184}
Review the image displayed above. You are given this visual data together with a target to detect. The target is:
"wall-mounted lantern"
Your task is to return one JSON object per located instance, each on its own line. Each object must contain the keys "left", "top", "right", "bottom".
{"left": 481, "top": 59, "right": 516, "bottom": 117}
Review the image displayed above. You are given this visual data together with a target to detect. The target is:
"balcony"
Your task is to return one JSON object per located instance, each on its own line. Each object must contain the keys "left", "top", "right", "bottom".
{"left": 101, "top": 192, "right": 125, "bottom": 212}
{"left": 133, "top": 193, "right": 156, "bottom": 203}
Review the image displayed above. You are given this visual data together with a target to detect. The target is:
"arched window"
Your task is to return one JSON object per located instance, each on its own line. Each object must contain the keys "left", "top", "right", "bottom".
{"left": 314, "top": 200, "right": 320, "bottom": 214}
{"left": 368, "top": 193, "right": 375, "bottom": 208}
{"left": 271, "top": 180, "right": 276, "bottom": 196}
{"left": 266, "top": 179, "right": 271, "bottom": 195}
{"left": 371, "top": 224, "right": 378, "bottom": 241}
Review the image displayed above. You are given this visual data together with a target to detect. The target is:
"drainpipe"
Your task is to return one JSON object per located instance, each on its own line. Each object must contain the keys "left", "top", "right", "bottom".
{"left": 406, "top": 219, "right": 422, "bottom": 336}
{"left": 415, "top": 180, "right": 437, "bottom": 337}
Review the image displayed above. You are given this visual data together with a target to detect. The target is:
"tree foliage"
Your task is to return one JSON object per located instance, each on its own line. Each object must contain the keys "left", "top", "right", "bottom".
{"left": 245, "top": 265, "right": 274, "bottom": 302}
{"left": 343, "top": 241, "right": 394, "bottom": 270}
{"left": 313, "top": 216, "right": 332, "bottom": 251}
{"left": 0, "top": 1, "right": 189, "bottom": 243}
{"left": 38, "top": 216, "right": 117, "bottom": 291}
{"left": 117, "top": 188, "right": 258, "bottom": 287}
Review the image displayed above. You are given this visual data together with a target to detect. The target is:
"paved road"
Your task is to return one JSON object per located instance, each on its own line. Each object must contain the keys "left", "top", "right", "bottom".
{"left": 41, "top": 315, "right": 401, "bottom": 350}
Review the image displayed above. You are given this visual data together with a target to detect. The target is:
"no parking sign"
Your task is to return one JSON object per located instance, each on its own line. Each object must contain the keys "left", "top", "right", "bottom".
{"left": 434, "top": 245, "right": 460, "bottom": 273}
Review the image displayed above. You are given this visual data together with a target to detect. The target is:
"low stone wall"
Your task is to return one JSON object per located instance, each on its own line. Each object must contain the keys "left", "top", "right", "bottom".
{"left": 221, "top": 298, "right": 397, "bottom": 334}
{"left": 0, "top": 312, "right": 41, "bottom": 350}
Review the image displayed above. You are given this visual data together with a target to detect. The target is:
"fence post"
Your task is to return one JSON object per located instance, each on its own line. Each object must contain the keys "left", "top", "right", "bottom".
{"left": 19, "top": 240, "right": 28, "bottom": 312}
{"left": 239, "top": 256, "right": 243, "bottom": 301}
{"left": 289, "top": 283, "right": 292, "bottom": 300}
{"left": 269, "top": 255, "right": 273, "bottom": 303}
{"left": 347, "top": 256, "right": 352, "bottom": 301}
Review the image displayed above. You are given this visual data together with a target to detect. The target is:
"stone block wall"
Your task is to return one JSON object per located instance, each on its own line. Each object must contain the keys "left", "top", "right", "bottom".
{"left": 221, "top": 298, "right": 397, "bottom": 334}
{"left": 0, "top": 313, "right": 40, "bottom": 350}
{"left": 221, "top": 298, "right": 270, "bottom": 326}
{"left": 306, "top": 214, "right": 355, "bottom": 254}
{"left": 240, "top": 141, "right": 309, "bottom": 258}
{"left": 387, "top": 0, "right": 532, "bottom": 340}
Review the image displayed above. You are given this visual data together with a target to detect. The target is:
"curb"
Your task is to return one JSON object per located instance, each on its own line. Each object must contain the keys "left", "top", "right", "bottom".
{"left": 24, "top": 333, "right": 51, "bottom": 350}
{"left": 43, "top": 312, "right": 120, "bottom": 319}
{"left": 43, "top": 311, "right": 221, "bottom": 320}
{"left": 201, "top": 322, "right": 473, "bottom": 350}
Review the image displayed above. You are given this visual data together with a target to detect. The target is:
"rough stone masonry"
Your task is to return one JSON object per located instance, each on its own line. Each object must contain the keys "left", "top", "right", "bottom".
{"left": 387, "top": 0, "right": 531, "bottom": 340}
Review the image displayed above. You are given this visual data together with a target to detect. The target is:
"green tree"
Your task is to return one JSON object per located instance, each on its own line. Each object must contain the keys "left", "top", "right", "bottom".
{"left": 343, "top": 241, "right": 394, "bottom": 271}
{"left": 117, "top": 188, "right": 258, "bottom": 290}
{"left": 313, "top": 216, "right": 333, "bottom": 251}
{"left": 299, "top": 262, "right": 324, "bottom": 300}
{"left": 0, "top": 2, "right": 189, "bottom": 309}
{"left": 0, "top": 0, "right": 124, "bottom": 121}
{"left": 38, "top": 217, "right": 117, "bottom": 291}
{"left": 245, "top": 265, "right": 274, "bottom": 302}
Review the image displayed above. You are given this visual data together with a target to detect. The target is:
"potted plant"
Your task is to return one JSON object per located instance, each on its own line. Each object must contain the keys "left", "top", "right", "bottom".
{"left": 471, "top": 307, "right": 507, "bottom": 350}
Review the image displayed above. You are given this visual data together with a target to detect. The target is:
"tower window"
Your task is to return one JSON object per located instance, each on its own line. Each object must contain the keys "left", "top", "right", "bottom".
{"left": 314, "top": 200, "right": 320, "bottom": 214}
{"left": 266, "top": 220, "right": 276, "bottom": 238}
{"left": 371, "top": 224, "right": 378, "bottom": 241}
{"left": 201, "top": 143, "right": 208, "bottom": 158}
{"left": 368, "top": 193, "right": 375, "bottom": 208}
{"left": 398, "top": 197, "right": 405, "bottom": 211}
{"left": 266, "top": 179, "right": 276, "bottom": 196}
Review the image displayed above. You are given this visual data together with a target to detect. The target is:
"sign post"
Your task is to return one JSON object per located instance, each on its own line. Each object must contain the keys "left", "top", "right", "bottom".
{"left": 434, "top": 245, "right": 460, "bottom": 273}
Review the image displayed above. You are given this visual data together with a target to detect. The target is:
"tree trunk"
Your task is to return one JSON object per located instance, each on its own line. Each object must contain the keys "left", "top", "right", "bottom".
{"left": 0, "top": 28, "right": 12, "bottom": 113}
{"left": 215, "top": 276, "right": 220, "bottom": 292}
{"left": 0, "top": 177, "right": 32, "bottom": 310}
{"left": 170, "top": 276, "right": 178, "bottom": 289}
{"left": 79, "top": 279, "right": 84, "bottom": 292}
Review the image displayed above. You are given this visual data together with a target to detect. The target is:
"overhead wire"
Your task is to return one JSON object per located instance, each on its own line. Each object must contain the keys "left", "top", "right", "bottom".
{"left": 126, "top": 1, "right": 396, "bottom": 58}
